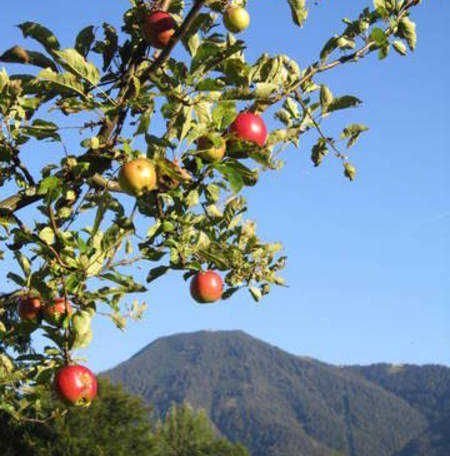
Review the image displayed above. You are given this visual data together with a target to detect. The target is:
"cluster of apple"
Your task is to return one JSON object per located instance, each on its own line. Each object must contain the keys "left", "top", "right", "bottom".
{"left": 18, "top": 296, "right": 98, "bottom": 406}
{"left": 142, "top": 4, "right": 250, "bottom": 48}
{"left": 121, "top": 6, "right": 266, "bottom": 306}
{"left": 118, "top": 111, "right": 267, "bottom": 194}
{"left": 118, "top": 112, "right": 268, "bottom": 304}
{"left": 18, "top": 295, "right": 68, "bottom": 324}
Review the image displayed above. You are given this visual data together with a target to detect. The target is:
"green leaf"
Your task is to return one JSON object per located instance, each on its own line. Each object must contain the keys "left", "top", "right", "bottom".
{"left": 205, "top": 204, "right": 223, "bottom": 219}
{"left": 14, "top": 251, "right": 31, "bottom": 276}
{"left": 344, "top": 162, "right": 357, "bottom": 181}
{"left": 54, "top": 48, "right": 100, "bottom": 86}
{"left": 18, "top": 22, "right": 60, "bottom": 54}
{"left": 38, "top": 227, "right": 55, "bottom": 245}
{"left": 0, "top": 46, "right": 58, "bottom": 71}
{"left": 191, "top": 41, "right": 243, "bottom": 75}
{"left": 249, "top": 286, "right": 262, "bottom": 302}
{"left": 320, "top": 85, "right": 334, "bottom": 113}
{"left": 135, "top": 110, "right": 152, "bottom": 136}
{"left": 393, "top": 40, "right": 407, "bottom": 56}
{"left": 222, "top": 287, "right": 239, "bottom": 300}
{"left": 254, "top": 83, "right": 278, "bottom": 99}
{"left": 23, "top": 119, "right": 60, "bottom": 141}
{"left": 186, "top": 190, "right": 200, "bottom": 208}
{"left": 101, "top": 272, "right": 146, "bottom": 292}
{"left": 147, "top": 266, "right": 169, "bottom": 283}
{"left": 398, "top": 17, "right": 417, "bottom": 50}
{"left": 219, "top": 167, "right": 244, "bottom": 194}
{"left": 378, "top": 44, "right": 390, "bottom": 60}
{"left": 7, "top": 272, "right": 26, "bottom": 287}
{"left": 371, "top": 28, "right": 388, "bottom": 47}
{"left": 287, "top": 0, "right": 308, "bottom": 27}
{"left": 191, "top": 42, "right": 222, "bottom": 73}
{"left": 320, "top": 37, "right": 338, "bottom": 61}
{"left": 147, "top": 221, "right": 162, "bottom": 241}
{"left": 75, "top": 26, "right": 95, "bottom": 57}
{"left": 336, "top": 36, "right": 356, "bottom": 50}
{"left": 72, "top": 328, "right": 93, "bottom": 349}
{"left": 212, "top": 102, "right": 237, "bottom": 131}
{"left": 37, "top": 68, "right": 86, "bottom": 97}
{"left": 374, "top": 0, "right": 389, "bottom": 18}
{"left": 177, "top": 106, "right": 193, "bottom": 142}
{"left": 196, "top": 79, "right": 224, "bottom": 91}
{"left": 101, "top": 23, "right": 118, "bottom": 71}
{"left": 284, "top": 97, "right": 300, "bottom": 120}
{"left": 327, "top": 95, "right": 362, "bottom": 113}
{"left": 198, "top": 246, "right": 229, "bottom": 270}
{"left": 311, "top": 139, "right": 328, "bottom": 167}
{"left": 38, "top": 176, "right": 61, "bottom": 197}
{"left": 341, "top": 124, "right": 369, "bottom": 148}
{"left": 0, "top": 354, "right": 14, "bottom": 373}
{"left": 205, "top": 184, "right": 220, "bottom": 203}
{"left": 215, "top": 161, "right": 257, "bottom": 194}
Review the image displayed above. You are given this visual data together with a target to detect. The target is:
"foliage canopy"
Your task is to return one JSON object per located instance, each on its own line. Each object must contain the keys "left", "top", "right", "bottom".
{"left": 0, "top": 379, "right": 249, "bottom": 455}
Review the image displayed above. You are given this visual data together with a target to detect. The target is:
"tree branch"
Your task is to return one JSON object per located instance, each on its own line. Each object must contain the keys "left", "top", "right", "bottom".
{"left": 253, "top": 0, "right": 419, "bottom": 113}
{"left": 0, "top": 0, "right": 207, "bottom": 216}
{"left": 0, "top": 173, "right": 123, "bottom": 214}
{"left": 294, "top": 90, "right": 347, "bottom": 160}
{"left": 0, "top": 191, "right": 40, "bottom": 213}
{"left": 0, "top": 0, "right": 417, "bottom": 215}
{"left": 11, "top": 153, "right": 35, "bottom": 186}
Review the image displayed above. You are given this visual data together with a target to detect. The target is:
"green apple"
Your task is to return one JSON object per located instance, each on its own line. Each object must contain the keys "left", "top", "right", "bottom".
{"left": 118, "top": 157, "right": 158, "bottom": 196}
{"left": 197, "top": 136, "right": 226, "bottom": 163}
{"left": 224, "top": 7, "right": 250, "bottom": 33}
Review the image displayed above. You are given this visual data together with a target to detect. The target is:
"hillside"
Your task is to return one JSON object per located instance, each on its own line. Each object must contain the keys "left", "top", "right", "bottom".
{"left": 347, "top": 364, "right": 450, "bottom": 456}
{"left": 106, "top": 331, "right": 449, "bottom": 456}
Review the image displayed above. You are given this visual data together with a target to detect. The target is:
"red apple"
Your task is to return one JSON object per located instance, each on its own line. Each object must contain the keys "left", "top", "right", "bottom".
{"left": 43, "top": 297, "right": 72, "bottom": 324}
{"left": 18, "top": 297, "right": 42, "bottom": 322}
{"left": 229, "top": 112, "right": 268, "bottom": 147}
{"left": 190, "top": 270, "right": 223, "bottom": 303}
{"left": 143, "top": 11, "right": 176, "bottom": 49}
{"left": 118, "top": 157, "right": 158, "bottom": 196}
{"left": 54, "top": 364, "right": 97, "bottom": 406}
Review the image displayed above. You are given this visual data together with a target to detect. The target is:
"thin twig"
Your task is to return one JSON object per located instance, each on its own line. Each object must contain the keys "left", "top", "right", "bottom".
{"left": 295, "top": 90, "right": 347, "bottom": 160}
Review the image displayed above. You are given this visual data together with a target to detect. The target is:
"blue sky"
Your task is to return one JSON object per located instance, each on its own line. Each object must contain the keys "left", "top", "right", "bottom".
{"left": 1, "top": 1, "right": 448, "bottom": 371}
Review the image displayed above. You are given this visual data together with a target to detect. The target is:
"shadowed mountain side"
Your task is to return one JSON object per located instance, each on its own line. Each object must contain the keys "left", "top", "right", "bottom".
{"left": 348, "top": 363, "right": 450, "bottom": 456}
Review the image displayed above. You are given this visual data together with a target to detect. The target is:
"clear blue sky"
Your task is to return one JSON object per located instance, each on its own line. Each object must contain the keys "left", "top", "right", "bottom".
{"left": 1, "top": 1, "right": 448, "bottom": 371}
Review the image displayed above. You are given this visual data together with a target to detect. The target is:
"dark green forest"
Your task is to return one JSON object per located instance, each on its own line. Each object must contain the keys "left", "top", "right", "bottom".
{"left": 0, "top": 379, "right": 248, "bottom": 456}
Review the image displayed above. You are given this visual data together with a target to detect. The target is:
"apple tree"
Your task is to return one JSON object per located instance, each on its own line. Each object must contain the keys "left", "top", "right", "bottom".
{"left": 0, "top": 0, "right": 421, "bottom": 421}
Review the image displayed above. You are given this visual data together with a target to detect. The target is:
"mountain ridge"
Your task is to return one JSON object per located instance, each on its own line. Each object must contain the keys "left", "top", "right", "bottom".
{"left": 106, "top": 330, "right": 449, "bottom": 456}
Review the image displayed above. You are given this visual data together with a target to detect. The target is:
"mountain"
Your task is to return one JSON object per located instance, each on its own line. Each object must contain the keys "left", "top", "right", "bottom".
{"left": 106, "top": 331, "right": 449, "bottom": 456}
{"left": 347, "top": 364, "right": 450, "bottom": 456}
